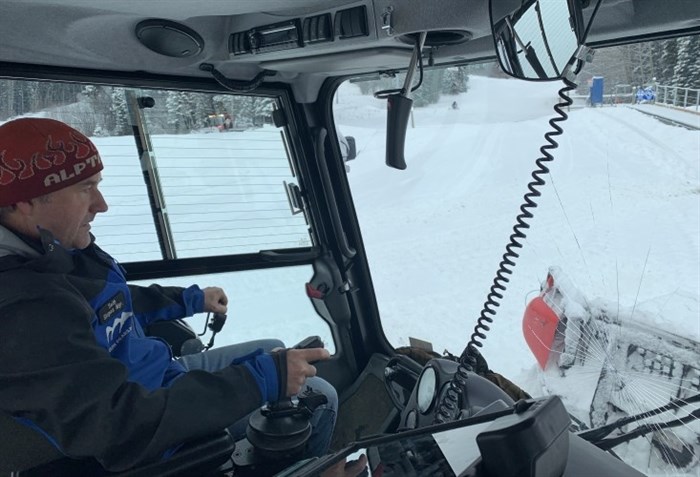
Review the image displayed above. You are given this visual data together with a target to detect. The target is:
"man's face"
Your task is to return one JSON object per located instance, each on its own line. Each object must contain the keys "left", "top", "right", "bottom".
{"left": 29, "top": 172, "right": 108, "bottom": 249}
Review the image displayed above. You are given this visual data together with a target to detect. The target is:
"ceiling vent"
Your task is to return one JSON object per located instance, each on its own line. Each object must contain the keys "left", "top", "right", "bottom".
{"left": 136, "top": 19, "right": 204, "bottom": 58}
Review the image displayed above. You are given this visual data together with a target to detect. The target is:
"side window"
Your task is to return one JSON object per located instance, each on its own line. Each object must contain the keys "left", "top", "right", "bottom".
{"left": 130, "top": 268, "right": 331, "bottom": 352}
{"left": 95, "top": 89, "right": 311, "bottom": 262}
{"left": 1, "top": 80, "right": 332, "bottom": 351}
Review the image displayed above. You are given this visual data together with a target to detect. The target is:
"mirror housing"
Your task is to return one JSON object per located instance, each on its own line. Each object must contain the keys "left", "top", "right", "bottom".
{"left": 338, "top": 132, "right": 357, "bottom": 162}
{"left": 490, "top": 0, "right": 585, "bottom": 81}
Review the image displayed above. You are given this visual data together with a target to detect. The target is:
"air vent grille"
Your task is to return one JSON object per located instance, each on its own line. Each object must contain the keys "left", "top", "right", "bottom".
{"left": 334, "top": 6, "right": 369, "bottom": 40}
{"left": 230, "top": 32, "right": 248, "bottom": 56}
{"left": 302, "top": 13, "right": 333, "bottom": 44}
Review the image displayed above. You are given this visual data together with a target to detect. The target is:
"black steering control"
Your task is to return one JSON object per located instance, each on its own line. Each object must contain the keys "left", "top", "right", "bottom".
{"left": 232, "top": 388, "right": 327, "bottom": 475}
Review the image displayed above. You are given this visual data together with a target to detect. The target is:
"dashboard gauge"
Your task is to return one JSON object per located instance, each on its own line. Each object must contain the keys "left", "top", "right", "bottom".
{"left": 416, "top": 366, "right": 437, "bottom": 414}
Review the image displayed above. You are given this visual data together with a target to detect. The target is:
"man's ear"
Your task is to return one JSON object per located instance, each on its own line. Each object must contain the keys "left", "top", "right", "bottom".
{"left": 13, "top": 200, "right": 35, "bottom": 216}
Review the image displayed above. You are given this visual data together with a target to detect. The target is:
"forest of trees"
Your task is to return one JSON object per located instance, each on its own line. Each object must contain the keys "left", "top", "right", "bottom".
{"left": 1, "top": 36, "right": 698, "bottom": 135}
{"left": 0, "top": 83, "right": 274, "bottom": 137}
{"left": 579, "top": 35, "right": 700, "bottom": 93}
{"left": 350, "top": 35, "right": 699, "bottom": 106}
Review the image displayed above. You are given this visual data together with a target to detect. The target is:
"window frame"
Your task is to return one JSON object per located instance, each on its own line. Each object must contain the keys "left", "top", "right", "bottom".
{"left": 0, "top": 64, "right": 336, "bottom": 281}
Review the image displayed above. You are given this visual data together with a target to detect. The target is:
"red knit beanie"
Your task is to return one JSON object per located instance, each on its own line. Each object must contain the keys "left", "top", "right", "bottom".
{"left": 0, "top": 118, "right": 103, "bottom": 207}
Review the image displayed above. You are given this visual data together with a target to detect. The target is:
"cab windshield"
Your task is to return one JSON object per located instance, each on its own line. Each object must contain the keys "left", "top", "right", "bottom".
{"left": 333, "top": 40, "right": 699, "bottom": 476}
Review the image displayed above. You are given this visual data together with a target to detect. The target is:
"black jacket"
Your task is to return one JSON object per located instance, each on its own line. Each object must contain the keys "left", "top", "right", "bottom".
{"left": 0, "top": 225, "right": 285, "bottom": 471}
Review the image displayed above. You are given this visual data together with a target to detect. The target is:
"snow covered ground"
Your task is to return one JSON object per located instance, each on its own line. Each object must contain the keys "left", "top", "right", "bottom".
{"left": 334, "top": 74, "right": 698, "bottom": 365}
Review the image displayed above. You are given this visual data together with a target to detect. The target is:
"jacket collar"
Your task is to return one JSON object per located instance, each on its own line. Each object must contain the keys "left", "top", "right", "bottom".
{"left": 0, "top": 224, "right": 42, "bottom": 259}
{"left": 0, "top": 225, "right": 76, "bottom": 273}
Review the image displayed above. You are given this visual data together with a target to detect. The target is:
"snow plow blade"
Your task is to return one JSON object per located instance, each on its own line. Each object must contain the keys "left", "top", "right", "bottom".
{"left": 524, "top": 266, "right": 700, "bottom": 474}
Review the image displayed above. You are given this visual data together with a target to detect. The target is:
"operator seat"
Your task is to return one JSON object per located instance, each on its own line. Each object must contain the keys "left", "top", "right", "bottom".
{"left": 0, "top": 412, "right": 235, "bottom": 477}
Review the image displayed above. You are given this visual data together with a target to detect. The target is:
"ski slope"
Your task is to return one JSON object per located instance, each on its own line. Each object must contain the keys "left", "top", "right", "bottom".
{"left": 335, "top": 75, "right": 698, "bottom": 363}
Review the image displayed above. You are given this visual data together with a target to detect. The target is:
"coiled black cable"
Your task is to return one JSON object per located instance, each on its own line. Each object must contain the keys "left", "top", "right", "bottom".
{"left": 433, "top": 77, "right": 578, "bottom": 424}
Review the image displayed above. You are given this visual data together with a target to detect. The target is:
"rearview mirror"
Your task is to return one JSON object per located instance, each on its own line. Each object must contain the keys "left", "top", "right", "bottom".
{"left": 490, "top": 0, "right": 584, "bottom": 80}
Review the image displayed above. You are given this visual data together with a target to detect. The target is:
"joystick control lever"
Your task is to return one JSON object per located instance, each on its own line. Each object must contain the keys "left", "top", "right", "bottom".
{"left": 234, "top": 389, "right": 328, "bottom": 474}
{"left": 292, "top": 335, "right": 324, "bottom": 350}
{"left": 231, "top": 336, "right": 328, "bottom": 473}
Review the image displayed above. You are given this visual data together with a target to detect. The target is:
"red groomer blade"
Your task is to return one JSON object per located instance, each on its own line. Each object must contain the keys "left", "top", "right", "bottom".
{"left": 523, "top": 296, "right": 560, "bottom": 369}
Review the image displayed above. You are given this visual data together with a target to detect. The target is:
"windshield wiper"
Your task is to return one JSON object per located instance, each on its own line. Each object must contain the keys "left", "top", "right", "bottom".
{"left": 578, "top": 392, "right": 700, "bottom": 449}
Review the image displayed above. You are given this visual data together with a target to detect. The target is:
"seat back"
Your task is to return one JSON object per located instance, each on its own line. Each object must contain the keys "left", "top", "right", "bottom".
{"left": 145, "top": 319, "right": 199, "bottom": 357}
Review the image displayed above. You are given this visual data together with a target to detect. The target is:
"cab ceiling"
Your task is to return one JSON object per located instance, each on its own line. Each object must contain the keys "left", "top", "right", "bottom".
{"left": 0, "top": 0, "right": 489, "bottom": 81}
{"left": 0, "top": 0, "right": 698, "bottom": 89}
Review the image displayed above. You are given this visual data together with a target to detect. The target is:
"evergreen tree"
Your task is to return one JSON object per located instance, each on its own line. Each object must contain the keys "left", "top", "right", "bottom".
{"left": 165, "top": 91, "right": 198, "bottom": 133}
{"left": 236, "top": 97, "right": 253, "bottom": 127}
{"left": 230, "top": 96, "right": 274, "bottom": 127}
{"left": 412, "top": 68, "right": 445, "bottom": 107}
{"left": 673, "top": 36, "right": 700, "bottom": 88}
{"left": 250, "top": 97, "right": 274, "bottom": 126}
{"left": 109, "top": 88, "right": 130, "bottom": 136}
{"left": 0, "top": 80, "right": 82, "bottom": 121}
{"left": 76, "top": 85, "right": 110, "bottom": 135}
{"left": 442, "top": 66, "right": 470, "bottom": 95}
{"left": 0, "top": 80, "right": 16, "bottom": 120}
{"left": 622, "top": 42, "right": 658, "bottom": 87}
{"left": 659, "top": 39, "right": 679, "bottom": 84}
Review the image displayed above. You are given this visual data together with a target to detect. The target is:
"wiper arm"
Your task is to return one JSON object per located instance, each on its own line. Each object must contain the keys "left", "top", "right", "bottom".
{"left": 594, "top": 407, "right": 700, "bottom": 451}
{"left": 578, "top": 392, "right": 700, "bottom": 447}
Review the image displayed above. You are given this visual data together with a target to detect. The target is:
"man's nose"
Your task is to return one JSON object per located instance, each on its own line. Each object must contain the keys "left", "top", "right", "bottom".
{"left": 92, "top": 189, "right": 109, "bottom": 213}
